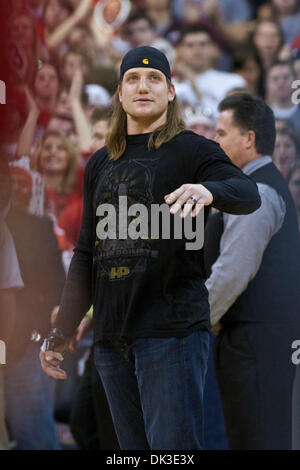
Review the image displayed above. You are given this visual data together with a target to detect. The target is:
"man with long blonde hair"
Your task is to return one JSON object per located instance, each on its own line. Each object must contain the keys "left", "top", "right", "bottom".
{"left": 40, "top": 46, "right": 261, "bottom": 450}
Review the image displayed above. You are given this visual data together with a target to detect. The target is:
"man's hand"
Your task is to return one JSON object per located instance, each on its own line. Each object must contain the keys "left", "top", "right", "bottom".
{"left": 164, "top": 184, "right": 213, "bottom": 218}
{"left": 40, "top": 350, "right": 67, "bottom": 380}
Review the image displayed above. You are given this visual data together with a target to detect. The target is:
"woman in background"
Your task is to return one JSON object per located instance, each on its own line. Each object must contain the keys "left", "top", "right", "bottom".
{"left": 273, "top": 123, "right": 300, "bottom": 178}
{"left": 32, "top": 130, "right": 82, "bottom": 221}
{"left": 252, "top": 19, "right": 284, "bottom": 70}
{"left": 232, "top": 46, "right": 265, "bottom": 96}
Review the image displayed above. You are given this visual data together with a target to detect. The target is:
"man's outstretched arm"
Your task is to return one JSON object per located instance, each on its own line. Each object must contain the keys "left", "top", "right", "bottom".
{"left": 194, "top": 139, "right": 261, "bottom": 215}
{"left": 165, "top": 140, "right": 261, "bottom": 217}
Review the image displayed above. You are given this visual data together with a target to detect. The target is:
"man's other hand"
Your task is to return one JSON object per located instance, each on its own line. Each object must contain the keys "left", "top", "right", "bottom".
{"left": 165, "top": 183, "right": 213, "bottom": 218}
{"left": 40, "top": 350, "right": 67, "bottom": 380}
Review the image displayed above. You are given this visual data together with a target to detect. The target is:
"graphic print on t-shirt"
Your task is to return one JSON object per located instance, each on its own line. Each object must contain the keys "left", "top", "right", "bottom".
{"left": 94, "top": 158, "right": 160, "bottom": 281}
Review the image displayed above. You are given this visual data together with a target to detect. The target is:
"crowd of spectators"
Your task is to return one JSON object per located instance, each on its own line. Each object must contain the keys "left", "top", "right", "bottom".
{"left": 0, "top": 0, "right": 300, "bottom": 450}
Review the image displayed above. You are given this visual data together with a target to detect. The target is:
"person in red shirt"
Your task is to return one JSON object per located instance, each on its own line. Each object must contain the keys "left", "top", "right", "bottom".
{"left": 32, "top": 130, "right": 83, "bottom": 220}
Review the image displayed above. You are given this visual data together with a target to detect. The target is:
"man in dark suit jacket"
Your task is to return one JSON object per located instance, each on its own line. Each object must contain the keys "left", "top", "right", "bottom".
{"left": 205, "top": 94, "right": 300, "bottom": 450}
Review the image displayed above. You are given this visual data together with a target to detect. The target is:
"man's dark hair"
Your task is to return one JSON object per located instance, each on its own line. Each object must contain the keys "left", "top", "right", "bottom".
{"left": 219, "top": 93, "right": 276, "bottom": 156}
{"left": 121, "top": 10, "right": 155, "bottom": 38}
{"left": 177, "top": 24, "right": 213, "bottom": 45}
{"left": 267, "top": 59, "right": 296, "bottom": 78}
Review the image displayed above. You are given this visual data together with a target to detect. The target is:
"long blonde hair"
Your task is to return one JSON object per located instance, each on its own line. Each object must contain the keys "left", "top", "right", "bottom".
{"left": 32, "top": 131, "right": 78, "bottom": 196}
{"left": 106, "top": 78, "right": 186, "bottom": 161}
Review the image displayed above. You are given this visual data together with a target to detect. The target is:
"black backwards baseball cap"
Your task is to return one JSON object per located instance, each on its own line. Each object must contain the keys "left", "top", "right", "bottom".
{"left": 120, "top": 46, "right": 171, "bottom": 81}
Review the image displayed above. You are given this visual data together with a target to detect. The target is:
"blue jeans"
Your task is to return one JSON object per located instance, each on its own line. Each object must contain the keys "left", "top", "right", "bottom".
{"left": 4, "top": 343, "right": 60, "bottom": 450}
{"left": 94, "top": 330, "right": 209, "bottom": 450}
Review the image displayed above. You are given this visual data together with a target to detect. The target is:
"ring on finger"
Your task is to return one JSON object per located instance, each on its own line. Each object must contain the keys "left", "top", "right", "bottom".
{"left": 189, "top": 196, "right": 198, "bottom": 204}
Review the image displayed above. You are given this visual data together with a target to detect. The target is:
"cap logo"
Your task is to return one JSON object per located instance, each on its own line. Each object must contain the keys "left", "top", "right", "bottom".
{"left": 142, "top": 58, "right": 149, "bottom": 64}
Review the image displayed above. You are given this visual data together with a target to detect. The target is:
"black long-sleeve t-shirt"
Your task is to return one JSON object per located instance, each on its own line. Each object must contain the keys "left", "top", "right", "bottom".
{"left": 55, "top": 130, "right": 261, "bottom": 342}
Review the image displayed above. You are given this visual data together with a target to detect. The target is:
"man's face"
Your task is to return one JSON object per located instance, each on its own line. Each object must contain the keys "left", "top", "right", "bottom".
{"left": 178, "top": 32, "right": 213, "bottom": 72}
{"left": 90, "top": 120, "right": 109, "bottom": 154}
{"left": 126, "top": 19, "right": 156, "bottom": 48}
{"left": 118, "top": 68, "right": 175, "bottom": 124}
{"left": 215, "top": 110, "right": 250, "bottom": 168}
{"left": 266, "top": 65, "right": 294, "bottom": 102}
